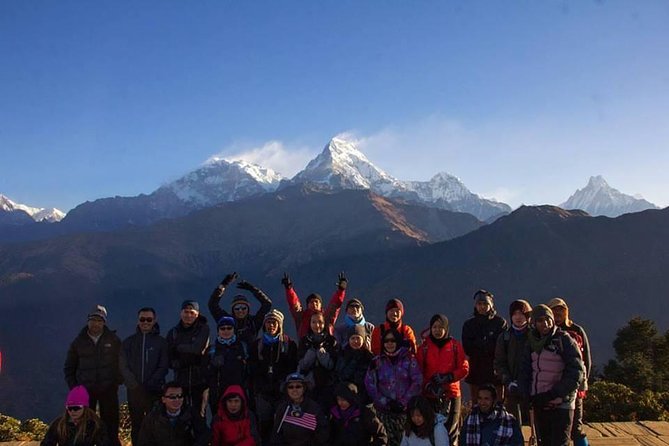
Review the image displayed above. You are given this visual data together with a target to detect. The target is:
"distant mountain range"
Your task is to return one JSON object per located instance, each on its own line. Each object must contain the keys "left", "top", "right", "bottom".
{"left": 0, "top": 194, "right": 65, "bottom": 224}
{"left": 0, "top": 185, "right": 666, "bottom": 421}
{"left": 560, "top": 175, "right": 659, "bottom": 217}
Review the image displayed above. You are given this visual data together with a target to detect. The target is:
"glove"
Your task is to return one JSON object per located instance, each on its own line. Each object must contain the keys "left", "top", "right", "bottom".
{"left": 336, "top": 272, "right": 347, "bottom": 290}
{"left": 236, "top": 280, "right": 255, "bottom": 292}
{"left": 507, "top": 381, "right": 519, "bottom": 396}
{"left": 433, "top": 373, "right": 454, "bottom": 384}
{"left": 531, "top": 392, "right": 553, "bottom": 409}
{"left": 388, "top": 399, "right": 405, "bottom": 414}
{"left": 221, "top": 272, "right": 238, "bottom": 287}
{"left": 281, "top": 272, "right": 292, "bottom": 289}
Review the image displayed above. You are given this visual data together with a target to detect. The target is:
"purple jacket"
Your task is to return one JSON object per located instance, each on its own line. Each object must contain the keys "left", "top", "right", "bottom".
{"left": 364, "top": 347, "right": 423, "bottom": 411}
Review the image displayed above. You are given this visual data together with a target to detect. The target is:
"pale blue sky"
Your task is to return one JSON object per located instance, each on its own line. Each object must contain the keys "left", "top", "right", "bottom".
{"left": 1, "top": 1, "right": 668, "bottom": 211}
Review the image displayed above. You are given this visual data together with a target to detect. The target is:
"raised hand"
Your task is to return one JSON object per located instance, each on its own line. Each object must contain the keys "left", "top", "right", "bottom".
{"left": 336, "top": 271, "right": 347, "bottom": 290}
{"left": 281, "top": 272, "right": 292, "bottom": 289}
{"left": 221, "top": 272, "right": 239, "bottom": 287}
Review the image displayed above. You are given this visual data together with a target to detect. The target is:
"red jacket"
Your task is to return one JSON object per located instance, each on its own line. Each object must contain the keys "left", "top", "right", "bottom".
{"left": 370, "top": 321, "right": 417, "bottom": 356}
{"left": 211, "top": 385, "right": 258, "bottom": 446}
{"left": 416, "top": 336, "right": 469, "bottom": 399}
{"left": 285, "top": 287, "right": 345, "bottom": 339}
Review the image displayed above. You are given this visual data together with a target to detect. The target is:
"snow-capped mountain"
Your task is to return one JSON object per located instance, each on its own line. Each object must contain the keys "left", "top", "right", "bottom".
{"left": 290, "top": 136, "right": 511, "bottom": 221}
{"left": 560, "top": 175, "right": 659, "bottom": 217}
{"left": 63, "top": 158, "right": 285, "bottom": 230}
{"left": 0, "top": 194, "right": 65, "bottom": 224}
{"left": 159, "top": 158, "right": 283, "bottom": 205}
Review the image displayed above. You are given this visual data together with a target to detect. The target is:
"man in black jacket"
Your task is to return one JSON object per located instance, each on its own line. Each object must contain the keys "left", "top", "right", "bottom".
{"left": 63, "top": 304, "right": 122, "bottom": 446}
{"left": 208, "top": 272, "right": 272, "bottom": 347}
{"left": 138, "top": 381, "right": 209, "bottom": 446}
{"left": 167, "top": 300, "right": 210, "bottom": 422}
{"left": 121, "top": 307, "right": 169, "bottom": 445}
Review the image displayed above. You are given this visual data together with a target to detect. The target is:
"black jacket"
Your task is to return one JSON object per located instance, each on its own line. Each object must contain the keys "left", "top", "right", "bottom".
{"left": 205, "top": 338, "right": 249, "bottom": 405}
{"left": 41, "top": 417, "right": 109, "bottom": 446}
{"left": 462, "top": 312, "right": 507, "bottom": 385}
{"left": 64, "top": 326, "right": 122, "bottom": 393}
{"left": 121, "top": 324, "right": 169, "bottom": 394}
{"left": 137, "top": 404, "right": 209, "bottom": 446}
{"left": 208, "top": 282, "right": 272, "bottom": 346}
{"left": 250, "top": 335, "right": 298, "bottom": 399}
{"left": 167, "top": 316, "right": 210, "bottom": 390}
{"left": 329, "top": 404, "right": 388, "bottom": 446}
{"left": 271, "top": 397, "right": 329, "bottom": 446}
{"left": 335, "top": 346, "right": 374, "bottom": 402}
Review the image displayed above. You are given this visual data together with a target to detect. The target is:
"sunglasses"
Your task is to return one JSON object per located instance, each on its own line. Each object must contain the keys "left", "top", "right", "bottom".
{"left": 218, "top": 326, "right": 234, "bottom": 331}
{"left": 66, "top": 406, "right": 84, "bottom": 412}
{"left": 138, "top": 317, "right": 154, "bottom": 323}
{"left": 163, "top": 394, "right": 184, "bottom": 400}
{"left": 233, "top": 305, "right": 248, "bottom": 311}
{"left": 287, "top": 384, "right": 304, "bottom": 390}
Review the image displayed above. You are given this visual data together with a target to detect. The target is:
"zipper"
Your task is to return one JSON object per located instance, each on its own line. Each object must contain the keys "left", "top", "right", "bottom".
{"left": 141, "top": 333, "right": 146, "bottom": 384}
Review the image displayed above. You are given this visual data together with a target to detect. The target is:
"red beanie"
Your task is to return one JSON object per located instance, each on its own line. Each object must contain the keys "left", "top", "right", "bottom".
{"left": 385, "top": 298, "right": 404, "bottom": 315}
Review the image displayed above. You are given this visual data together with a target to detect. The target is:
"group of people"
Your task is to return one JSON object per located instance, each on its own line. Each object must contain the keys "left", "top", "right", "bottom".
{"left": 42, "top": 272, "right": 592, "bottom": 446}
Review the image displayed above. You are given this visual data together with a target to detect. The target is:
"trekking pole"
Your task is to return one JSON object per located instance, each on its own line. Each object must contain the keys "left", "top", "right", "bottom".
{"left": 528, "top": 407, "right": 538, "bottom": 446}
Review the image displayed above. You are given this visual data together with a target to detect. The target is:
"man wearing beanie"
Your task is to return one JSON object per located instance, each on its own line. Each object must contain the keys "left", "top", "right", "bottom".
{"left": 494, "top": 299, "right": 532, "bottom": 425}
{"left": 208, "top": 271, "right": 272, "bottom": 347}
{"left": 334, "top": 297, "right": 375, "bottom": 350}
{"left": 548, "top": 297, "right": 591, "bottom": 446}
{"left": 281, "top": 271, "right": 347, "bottom": 339}
{"left": 249, "top": 309, "right": 298, "bottom": 444}
{"left": 64, "top": 304, "right": 122, "bottom": 446}
{"left": 370, "top": 298, "right": 417, "bottom": 355}
{"left": 167, "top": 300, "right": 210, "bottom": 423}
{"left": 461, "top": 289, "right": 507, "bottom": 405}
{"left": 518, "top": 304, "right": 584, "bottom": 446}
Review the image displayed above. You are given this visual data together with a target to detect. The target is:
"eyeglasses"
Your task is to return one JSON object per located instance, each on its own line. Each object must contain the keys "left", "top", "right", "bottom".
{"left": 218, "top": 326, "right": 234, "bottom": 331}
{"left": 233, "top": 305, "right": 248, "bottom": 311}
{"left": 66, "top": 406, "right": 84, "bottom": 412}
{"left": 139, "top": 317, "right": 154, "bottom": 323}
{"left": 383, "top": 339, "right": 397, "bottom": 344}
{"left": 163, "top": 394, "right": 184, "bottom": 400}
{"left": 287, "top": 384, "right": 304, "bottom": 390}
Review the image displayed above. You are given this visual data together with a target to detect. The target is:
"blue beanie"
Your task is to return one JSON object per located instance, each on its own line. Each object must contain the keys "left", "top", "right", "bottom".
{"left": 217, "top": 316, "right": 235, "bottom": 328}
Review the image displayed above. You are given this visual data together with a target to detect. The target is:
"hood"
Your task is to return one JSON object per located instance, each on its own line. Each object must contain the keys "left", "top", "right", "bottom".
{"left": 217, "top": 384, "right": 248, "bottom": 419}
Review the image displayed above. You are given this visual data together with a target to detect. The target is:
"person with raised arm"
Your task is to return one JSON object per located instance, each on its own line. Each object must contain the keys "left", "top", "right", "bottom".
{"left": 281, "top": 271, "right": 347, "bottom": 338}
{"left": 208, "top": 272, "right": 272, "bottom": 347}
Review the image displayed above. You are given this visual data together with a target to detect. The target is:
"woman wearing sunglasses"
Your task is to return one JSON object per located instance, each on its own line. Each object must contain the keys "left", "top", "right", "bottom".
{"left": 41, "top": 385, "right": 109, "bottom": 446}
{"left": 271, "top": 373, "right": 329, "bottom": 446}
{"left": 205, "top": 316, "right": 250, "bottom": 416}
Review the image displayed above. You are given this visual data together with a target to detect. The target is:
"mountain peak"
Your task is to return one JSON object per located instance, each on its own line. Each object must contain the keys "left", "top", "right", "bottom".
{"left": 561, "top": 176, "right": 658, "bottom": 217}
{"left": 0, "top": 193, "right": 65, "bottom": 223}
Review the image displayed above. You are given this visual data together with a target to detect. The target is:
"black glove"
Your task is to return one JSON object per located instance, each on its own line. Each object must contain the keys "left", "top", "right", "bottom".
{"left": 221, "top": 272, "right": 238, "bottom": 287}
{"left": 281, "top": 272, "right": 292, "bottom": 289}
{"left": 236, "top": 280, "right": 255, "bottom": 292}
{"left": 336, "top": 271, "right": 347, "bottom": 290}
{"left": 531, "top": 392, "right": 553, "bottom": 409}
{"left": 388, "top": 399, "right": 405, "bottom": 414}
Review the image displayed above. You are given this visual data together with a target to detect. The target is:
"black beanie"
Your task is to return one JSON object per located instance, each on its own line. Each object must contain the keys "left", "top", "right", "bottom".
{"left": 306, "top": 293, "right": 322, "bottom": 306}
{"left": 429, "top": 314, "right": 449, "bottom": 336}
{"left": 334, "top": 382, "right": 359, "bottom": 405}
{"left": 509, "top": 299, "right": 532, "bottom": 319}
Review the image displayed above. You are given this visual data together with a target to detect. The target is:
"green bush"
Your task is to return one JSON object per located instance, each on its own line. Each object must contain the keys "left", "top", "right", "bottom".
{"left": 585, "top": 381, "right": 669, "bottom": 421}
{"left": 0, "top": 413, "right": 48, "bottom": 441}
{"left": 0, "top": 414, "right": 22, "bottom": 441}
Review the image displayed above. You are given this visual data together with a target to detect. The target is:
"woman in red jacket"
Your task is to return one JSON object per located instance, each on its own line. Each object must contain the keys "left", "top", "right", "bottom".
{"left": 211, "top": 384, "right": 260, "bottom": 446}
{"left": 416, "top": 314, "right": 469, "bottom": 446}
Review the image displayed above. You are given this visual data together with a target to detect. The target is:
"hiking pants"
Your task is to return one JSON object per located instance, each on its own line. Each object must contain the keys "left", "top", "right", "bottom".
{"left": 535, "top": 407, "right": 573, "bottom": 446}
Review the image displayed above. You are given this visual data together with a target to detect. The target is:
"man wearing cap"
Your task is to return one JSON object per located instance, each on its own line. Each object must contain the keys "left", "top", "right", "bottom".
{"left": 548, "top": 297, "right": 591, "bottom": 446}
{"left": 120, "top": 307, "right": 169, "bottom": 446}
{"left": 461, "top": 289, "right": 508, "bottom": 405}
{"left": 167, "top": 300, "right": 210, "bottom": 422}
{"left": 281, "top": 272, "right": 347, "bottom": 339}
{"left": 208, "top": 272, "right": 272, "bottom": 347}
{"left": 64, "top": 304, "right": 122, "bottom": 446}
{"left": 334, "top": 297, "right": 375, "bottom": 350}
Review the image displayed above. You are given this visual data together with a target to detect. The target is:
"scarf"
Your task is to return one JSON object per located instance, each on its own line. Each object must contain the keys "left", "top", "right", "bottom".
{"left": 429, "top": 334, "right": 450, "bottom": 348}
{"left": 217, "top": 335, "right": 237, "bottom": 346}
{"left": 465, "top": 403, "right": 516, "bottom": 446}
{"left": 527, "top": 328, "right": 554, "bottom": 353}
{"left": 263, "top": 333, "right": 281, "bottom": 345}
{"left": 344, "top": 314, "right": 367, "bottom": 328}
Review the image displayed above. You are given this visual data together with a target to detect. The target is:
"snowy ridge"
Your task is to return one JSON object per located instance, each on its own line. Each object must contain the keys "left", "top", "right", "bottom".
{"left": 560, "top": 175, "right": 658, "bottom": 217}
{"left": 291, "top": 136, "right": 511, "bottom": 221}
{"left": 160, "top": 158, "right": 284, "bottom": 206}
{"left": 0, "top": 194, "right": 65, "bottom": 222}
